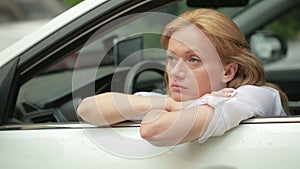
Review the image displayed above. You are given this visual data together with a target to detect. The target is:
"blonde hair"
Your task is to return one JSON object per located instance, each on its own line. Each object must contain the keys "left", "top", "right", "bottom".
{"left": 161, "top": 8, "right": 289, "bottom": 114}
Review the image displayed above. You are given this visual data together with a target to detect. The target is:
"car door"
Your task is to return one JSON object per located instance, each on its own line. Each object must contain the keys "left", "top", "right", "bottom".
{"left": 1, "top": 0, "right": 300, "bottom": 169}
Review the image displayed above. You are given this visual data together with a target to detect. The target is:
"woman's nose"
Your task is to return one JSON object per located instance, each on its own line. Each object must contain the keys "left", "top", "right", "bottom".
{"left": 169, "top": 60, "right": 186, "bottom": 79}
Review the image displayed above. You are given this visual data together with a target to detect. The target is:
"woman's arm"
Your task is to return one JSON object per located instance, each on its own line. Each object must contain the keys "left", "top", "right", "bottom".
{"left": 140, "top": 104, "right": 214, "bottom": 147}
{"left": 139, "top": 88, "right": 234, "bottom": 146}
{"left": 77, "top": 92, "right": 174, "bottom": 126}
{"left": 77, "top": 89, "right": 233, "bottom": 146}
{"left": 77, "top": 92, "right": 214, "bottom": 146}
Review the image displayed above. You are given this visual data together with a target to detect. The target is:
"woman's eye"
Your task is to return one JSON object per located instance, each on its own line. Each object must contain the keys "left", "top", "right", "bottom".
{"left": 189, "top": 57, "right": 201, "bottom": 64}
{"left": 166, "top": 55, "right": 178, "bottom": 62}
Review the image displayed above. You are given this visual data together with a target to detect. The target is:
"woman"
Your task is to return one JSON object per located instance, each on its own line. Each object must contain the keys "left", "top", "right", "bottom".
{"left": 77, "top": 9, "right": 288, "bottom": 146}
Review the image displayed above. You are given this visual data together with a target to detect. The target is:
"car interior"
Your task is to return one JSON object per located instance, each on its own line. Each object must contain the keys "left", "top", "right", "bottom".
{"left": 7, "top": 0, "right": 300, "bottom": 125}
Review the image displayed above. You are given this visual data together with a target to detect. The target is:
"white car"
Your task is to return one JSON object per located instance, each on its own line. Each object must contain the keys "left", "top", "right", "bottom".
{"left": 0, "top": 0, "right": 300, "bottom": 168}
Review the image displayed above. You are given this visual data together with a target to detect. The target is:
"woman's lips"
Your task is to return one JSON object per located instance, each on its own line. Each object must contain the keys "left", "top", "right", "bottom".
{"left": 170, "top": 83, "right": 188, "bottom": 91}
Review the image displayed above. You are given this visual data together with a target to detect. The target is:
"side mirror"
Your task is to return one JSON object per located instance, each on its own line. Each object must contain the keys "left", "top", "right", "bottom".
{"left": 249, "top": 31, "right": 287, "bottom": 64}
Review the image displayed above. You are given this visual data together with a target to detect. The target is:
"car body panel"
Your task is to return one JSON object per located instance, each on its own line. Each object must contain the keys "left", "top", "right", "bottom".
{"left": 1, "top": 118, "right": 300, "bottom": 168}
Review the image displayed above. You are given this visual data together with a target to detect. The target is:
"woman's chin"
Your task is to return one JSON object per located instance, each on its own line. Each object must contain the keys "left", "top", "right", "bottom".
{"left": 171, "top": 94, "right": 190, "bottom": 102}
{"left": 172, "top": 97, "right": 182, "bottom": 102}
{"left": 171, "top": 92, "right": 200, "bottom": 102}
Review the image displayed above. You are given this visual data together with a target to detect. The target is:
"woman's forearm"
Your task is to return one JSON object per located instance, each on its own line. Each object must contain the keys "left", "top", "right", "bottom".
{"left": 140, "top": 104, "right": 214, "bottom": 147}
{"left": 77, "top": 92, "right": 170, "bottom": 126}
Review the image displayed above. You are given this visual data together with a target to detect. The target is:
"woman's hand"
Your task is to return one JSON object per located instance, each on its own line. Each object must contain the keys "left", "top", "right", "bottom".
{"left": 211, "top": 88, "right": 235, "bottom": 98}
{"left": 165, "top": 97, "right": 195, "bottom": 112}
{"left": 166, "top": 88, "right": 235, "bottom": 112}
{"left": 199, "top": 88, "right": 235, "bottom": 100}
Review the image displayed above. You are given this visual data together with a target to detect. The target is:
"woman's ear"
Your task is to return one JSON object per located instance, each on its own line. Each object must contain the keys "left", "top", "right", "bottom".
{"left": 222, "top": 62, "right": 238, "bottom": 83}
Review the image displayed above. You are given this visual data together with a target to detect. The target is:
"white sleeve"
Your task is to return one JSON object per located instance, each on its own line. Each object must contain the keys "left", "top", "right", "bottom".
{"left": 194, "top": 85, "right": 286, "bottom": 143}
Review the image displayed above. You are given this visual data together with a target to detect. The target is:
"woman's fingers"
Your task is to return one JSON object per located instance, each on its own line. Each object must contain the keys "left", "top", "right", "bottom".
{"left": 211, "top": 88, "right": 235, "bottom": 97}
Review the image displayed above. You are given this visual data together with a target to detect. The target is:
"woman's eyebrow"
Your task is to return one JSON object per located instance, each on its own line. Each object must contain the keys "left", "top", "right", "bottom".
{"left": 167, "top": 49, "right": 197, "bottom": 55}
{"left": 166, "top": 50, "right": 176, "bottom": 56}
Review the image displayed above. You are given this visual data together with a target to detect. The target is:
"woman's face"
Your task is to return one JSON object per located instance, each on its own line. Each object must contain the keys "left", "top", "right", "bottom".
{"left": 166, "top": 25, "right": 225, "bottom": 101}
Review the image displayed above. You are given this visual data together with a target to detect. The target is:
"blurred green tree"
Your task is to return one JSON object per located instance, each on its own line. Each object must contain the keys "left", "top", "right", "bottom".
{"left": 61, "top": 0, "right": 83, "bottom": 7}
{"left": 264, "top": 6, "right": 300, "bottom": 41}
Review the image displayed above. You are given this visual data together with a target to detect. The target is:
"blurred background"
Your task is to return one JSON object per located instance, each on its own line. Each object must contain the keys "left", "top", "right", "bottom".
{"left": 0, "top": 0, "right": 83, "bottom": 51}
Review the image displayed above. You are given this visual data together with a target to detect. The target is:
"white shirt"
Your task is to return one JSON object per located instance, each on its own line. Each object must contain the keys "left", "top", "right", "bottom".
{"left": 134, "top": 85, "right": 286, "bottom": 143}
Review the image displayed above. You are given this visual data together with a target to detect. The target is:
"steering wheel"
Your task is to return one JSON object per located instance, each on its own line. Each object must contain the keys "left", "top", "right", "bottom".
{"left": 123, "top": 60, "right": 166, "bottom": 94}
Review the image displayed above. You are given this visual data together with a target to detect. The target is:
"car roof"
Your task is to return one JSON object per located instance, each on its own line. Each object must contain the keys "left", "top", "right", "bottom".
{"left": 0, "top": 0, "right": 108, "bottom": 68}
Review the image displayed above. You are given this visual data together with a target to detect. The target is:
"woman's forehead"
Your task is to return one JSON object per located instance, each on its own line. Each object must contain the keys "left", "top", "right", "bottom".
{"left": 169, "top": 25, "right": 218, "bottom": 58}
{"left": 171, "top": 25, "right": 207, "bottom": 42}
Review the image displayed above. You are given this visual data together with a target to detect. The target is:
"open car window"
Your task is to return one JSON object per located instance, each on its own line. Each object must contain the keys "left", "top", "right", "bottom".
{"left": 11, "top": 0, "right": 300, "bottom": 126}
